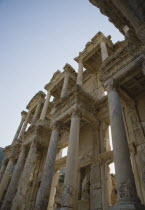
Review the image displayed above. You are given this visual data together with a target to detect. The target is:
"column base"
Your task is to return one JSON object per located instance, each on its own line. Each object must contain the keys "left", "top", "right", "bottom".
{"left": 110, "top": 203, "right": 145, "bottom": 210}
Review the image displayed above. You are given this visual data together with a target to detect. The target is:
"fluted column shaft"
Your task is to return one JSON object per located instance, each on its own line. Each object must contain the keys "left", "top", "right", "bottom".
{"left": 12, "top": 141, "right": 37, "bottom": 210}
{"left": 107, "top": 80, "right": 141, "bottom": 206}
{"left": 40, "top": 91, "right": 51, "bottom": 120}
{"left": 61, "top": 111, "right": 80, "bottom": 209}
{"left": 60, "top": 74, "right": 69, "bottom": 98}
{"left": 0, "top": 159, "right": 14, "bottom": 200}
{"left": 31, "top": 100, "right": 43, "bottom": 125}
{"left": 35, "top": 124, "right": 59, "bottom": 210}
{"left": 12, "top": 116, "right": 25, "bottom": 143}
{"left": 0, "top": 160, "right": 7, "bottom": 183}
{"left": 1, "top": 146, "right": 26, "bottom": 210}
{"left": 76, "top": 59, "right": 83, "bottom": 86}
{"left": 100, "top": 40, "right": 108, "bottom": 62}
{"left": 19, "top": 109, "right": 32, "bottom": 138}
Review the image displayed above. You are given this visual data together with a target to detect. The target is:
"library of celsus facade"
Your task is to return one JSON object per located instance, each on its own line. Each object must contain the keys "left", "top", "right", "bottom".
{"left": 1, "top": 1, "right": 145, "bottom": 209}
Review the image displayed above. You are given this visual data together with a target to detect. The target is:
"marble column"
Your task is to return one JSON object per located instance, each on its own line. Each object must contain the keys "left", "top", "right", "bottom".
{"left": 47, "top": 171, "right": 60, "bottom": 210}
{"left": 0, "top": 158, "right": 15, "bottom": 201}
{"left": 31, "top": 100, "right": 43, "bottom": 125}
{"left": 107, "top": 79, "right": 145, "bottom": 210}
{"left": 0, "top": 160, "right": 8, "bottom": 183}
{"left": 61, "top": 111, "right": 80, "bottom": 209}
{"left": 12, "top": 141, "right": 37, "bottom": 210}
{"left": 40, "top": 91, "right": 51, "bottom": 120}
{"left": 76, "top": 59, "right": 83, "bottom": 86}
{"left": 60, "top": 74, "right": 69, "bottom": 98}
{"left": 12, "top": 111, "right": 26, "bottom": 143}
{"left": 100, "top": 40, "right": 108, "bottom": 62}
{"left": 1, "top": 146, "right": 26, "bottom": 210}
{"left": 35, "top": 123, "right": 60, "bottom": 210}
{"left": 19, "top": 109, "right": 32, "bottom": 138}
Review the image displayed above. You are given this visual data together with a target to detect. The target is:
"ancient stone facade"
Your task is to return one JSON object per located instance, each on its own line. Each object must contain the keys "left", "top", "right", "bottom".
{"left": 1, "top": 2, "right": 145, "bottom": 210}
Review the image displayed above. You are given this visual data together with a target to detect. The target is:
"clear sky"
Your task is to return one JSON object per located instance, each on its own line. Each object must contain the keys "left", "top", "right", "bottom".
{"left": 0, "top": 0, "right": 124, "bottom": 148}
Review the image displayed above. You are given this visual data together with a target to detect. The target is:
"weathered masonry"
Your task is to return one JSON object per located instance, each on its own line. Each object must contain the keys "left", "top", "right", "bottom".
{"left": 1, "top": 1, "right": 145, "bottom": 210}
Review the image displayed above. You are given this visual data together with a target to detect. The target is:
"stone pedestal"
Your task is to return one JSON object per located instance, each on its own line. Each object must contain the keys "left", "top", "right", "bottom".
{"left": 0, "top": 159, "right": 14, "bottom": 201}
{"left": 12, "top": 141, "right": 37, "bottom": 210}
{"left": 77, "top": 59, "right": 83, "bottom": 86}
{"left": 60, "top": 74, "right": 69, "bottom": 98}
{"left": 35, "top": 124, "right": 60, "bottom": 210}
{"left": 31, "top": 100, "right": 43, "bottom": 125}
{"left": 110, "top": 203, "right": 145, "bottom": 210}
{"left": 1, "top": 146, "right": 26, "bottom": 210}
{"left": 61, "top": 111, "right": 80, "bottom": 209}
{"left": 40, "top": 91, "right": 51, "bottom": 120}
{"left": 78, "top": 200, "right": 89, "bottom": 210}
{"left": 107, "top": 79, "right": 145, "bottom": 210}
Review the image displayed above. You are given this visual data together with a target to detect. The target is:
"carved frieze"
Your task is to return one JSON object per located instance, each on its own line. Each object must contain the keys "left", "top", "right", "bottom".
{"left": 100, "top": 42, "right": 144, "bottom": 83}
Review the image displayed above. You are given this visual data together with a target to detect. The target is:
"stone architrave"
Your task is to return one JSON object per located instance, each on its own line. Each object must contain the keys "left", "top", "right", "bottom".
{"left": 76, "top": 59, "right": 83, "bottom": 86}
{"left": 40, "top": 91, "right": 51, "bottom": 121}
{"left": 12, "top": 111, "right": 26, "bottom": 143}
{"left": 0, "top": 158, "right": 15, "bottom": 201}
{"left": 31, "top": 100, "right": 43, "bottom": 125}
{"left": 1, "top": 146, "right": 26, "bottom": 210}
{"left": 61, "top": 110, "right": 80, "bottom": 209}
{"left": 35, "top": 123, "right": 60, "bottom": 210}
{"left": 60, "top": 74, "right": 69, "bottom": 98}
{"left": 107, "top": 79, "right": 145, "bottom": 210}
{"left": 11, "top": 141, "right": 37, "bottom": 210}
{"left": 100, "top": 40, "right": 108, "bottom": 62}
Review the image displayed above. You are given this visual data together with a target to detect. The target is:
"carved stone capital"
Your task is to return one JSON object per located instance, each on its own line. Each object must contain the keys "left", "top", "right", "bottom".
{"left": 117, "top": 180, "right": 140, "bottom": 203}
{"left": 107, "top": 78, "right": 117, "bottom": 92}
{"left": 51, "top": 121, "right": 60, "bottom": 130}
{"left": 72, "top": 108, "right": 82, "bottom": 118}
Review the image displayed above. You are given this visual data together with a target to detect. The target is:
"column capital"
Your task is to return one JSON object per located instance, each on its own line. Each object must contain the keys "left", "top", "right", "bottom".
{"left": 78, "top": 58, "right": 83, "bottom": 64}
{"left": 21, "top": 110, "right": 27, "bottom": 119}
{"left": 72, "top": 109, "right": 82, "bottom": 118}
{"left": 107, "top": 78, "right": 117, "bottom": 92}
{"left": 52, "top": 121, "right": 60, "bottom": 130}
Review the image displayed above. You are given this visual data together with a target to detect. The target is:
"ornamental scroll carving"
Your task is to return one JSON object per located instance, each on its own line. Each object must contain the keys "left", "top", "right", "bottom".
{"left": 117, "top": 180, "right": 138, "bottom": 200}
{"left": 100, "top": 43, "right": 143, "bottom": 83}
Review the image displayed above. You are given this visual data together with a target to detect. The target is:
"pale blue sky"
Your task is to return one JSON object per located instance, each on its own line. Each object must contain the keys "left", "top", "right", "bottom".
{"left": 0, "top": 0, "right": 124, "bottom": 148}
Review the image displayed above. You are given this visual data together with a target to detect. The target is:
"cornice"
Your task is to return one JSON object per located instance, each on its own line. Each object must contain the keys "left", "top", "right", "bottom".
{"left": 74, "top": 31, "right": 113, "bottom": 62}
{"left": 26, "top": 91, "right": 46, "bottom": 110}
{"left": 44, "top": 70, "right": 62, "bottom": 91}
{"left": 63, "top": 63, "right": 77, "bottom": 77}
{"left": 100, "top": 42, "right": 145, "bottom": 83}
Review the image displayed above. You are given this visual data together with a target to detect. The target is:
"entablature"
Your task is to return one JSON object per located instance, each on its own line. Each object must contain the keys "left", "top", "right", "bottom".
{"left": 100, "top": 42, "right": 145, "bottom": 100}
{"left": 26, "top": 91, "right": 46, "bottom": 110}
{"left": 74, "top": 32, "right": 113, "bottom": 74}
{"left": 23, "top": 120, "right": 51, "bottom": 147}
{"left": 51, "top": 85, "right": 97, "bottom": 125}
{"left": 44, "top": 64, "right": 77, "bottom": 99}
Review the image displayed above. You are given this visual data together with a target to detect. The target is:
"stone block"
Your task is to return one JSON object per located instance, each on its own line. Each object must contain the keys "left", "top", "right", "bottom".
{"left": 110, "top": 203, "right": 145, "bottom": 210}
